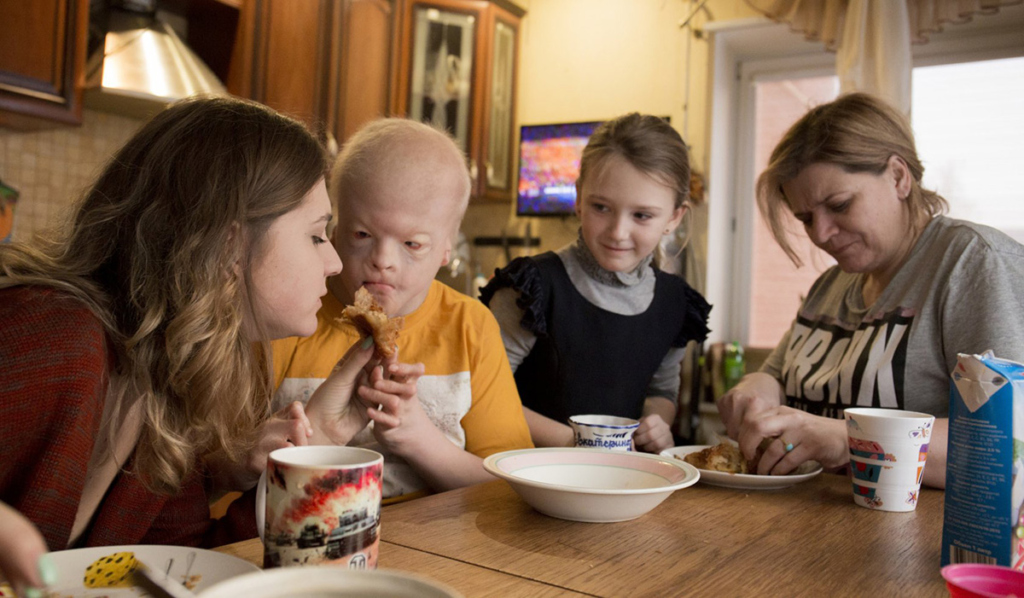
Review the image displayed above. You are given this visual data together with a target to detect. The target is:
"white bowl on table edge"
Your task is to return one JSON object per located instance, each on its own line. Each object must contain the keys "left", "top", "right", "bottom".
{"left": 482, "top": 447, "right": 700, "bottom": 523}
{"left": 198, "top": 567, "right": 462, "bottom": 598}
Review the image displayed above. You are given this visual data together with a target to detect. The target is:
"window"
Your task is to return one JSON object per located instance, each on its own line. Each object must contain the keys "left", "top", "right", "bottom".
{"left": 748, "top": 77, "right": 838, "bottom": 348}
{"left": 913, "top": 57, "right": 1024, "bottom": 245}
{"left": 705, "top": 9, "right": 1024, "bottom": 350}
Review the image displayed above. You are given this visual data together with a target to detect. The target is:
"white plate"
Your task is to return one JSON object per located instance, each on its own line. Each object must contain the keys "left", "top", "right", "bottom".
{"left": 660, "top": 445, "right": 823, "bottom": 490}
{"left": 46, "top": 544, "right": 259, "bottom": 597}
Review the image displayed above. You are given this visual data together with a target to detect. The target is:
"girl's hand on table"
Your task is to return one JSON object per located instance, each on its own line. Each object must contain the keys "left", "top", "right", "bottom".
{"left": 738, "top": 406, "right": 848, "bottom": 475}
{"left": 716, "top": 372, "right": 785, "bottom": 440}
{"left": 634, "top": 414, "right": 674, "bottom": 454}
{"left": 0, "top": 501, "right": 53, "bottom": 598}
{"left": 305, "top": 337, "right": 378, "bottom": 445}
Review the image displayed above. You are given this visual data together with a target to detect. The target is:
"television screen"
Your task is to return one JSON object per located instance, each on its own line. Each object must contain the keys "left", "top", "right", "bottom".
{"left": 516, "top": 121, "right": 602, "bottom": 217}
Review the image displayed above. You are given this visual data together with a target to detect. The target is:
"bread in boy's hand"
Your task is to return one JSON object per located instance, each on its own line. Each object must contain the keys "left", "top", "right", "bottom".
{"left": 339, "top": 287, "right": 404, "bottom": 359}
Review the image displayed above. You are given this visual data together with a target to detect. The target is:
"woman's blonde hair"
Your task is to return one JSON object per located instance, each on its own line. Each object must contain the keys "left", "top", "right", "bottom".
{"left": 577, "top": 113, "right": 694, "bottom": 267}
{"left": 0, "top": 96, "right": 327, "bottom": 493}
{"left": 757, "top": 92, "right": 948, "bottom": 266}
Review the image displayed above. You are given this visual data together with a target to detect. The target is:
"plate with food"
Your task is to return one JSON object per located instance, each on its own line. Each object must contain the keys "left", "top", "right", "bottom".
{"left": 661, "top": 443, "right": 822, "bottom": 490}
{"left": 34, "top": 544, "right": 258, "bottom": 597}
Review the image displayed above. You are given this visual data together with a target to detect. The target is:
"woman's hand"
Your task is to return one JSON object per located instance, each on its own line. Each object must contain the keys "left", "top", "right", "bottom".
{"left": 738, "top": 405, "right": 849, "bottom": 475}
{"left": 207, "top": 401, "right": 313, "bottom": 495}
{"left": 359, "top": 353, "right": 427, "bottom": 456}
{"left": 716, "top": 372, "right": 785, "bottom": 440}
{"left": 0, "top": 501, "right": 53, "bottom": 598}
{"left": 305, "top": 337, "right": 378, "bottom": 445}
{"left": 259, "top": 400, "right": 313, "bottom": 453}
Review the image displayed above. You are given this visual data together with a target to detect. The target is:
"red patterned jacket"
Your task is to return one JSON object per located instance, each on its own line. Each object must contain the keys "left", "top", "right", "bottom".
{"left": 0, "top": 285, "right": 257, "bottom": 549}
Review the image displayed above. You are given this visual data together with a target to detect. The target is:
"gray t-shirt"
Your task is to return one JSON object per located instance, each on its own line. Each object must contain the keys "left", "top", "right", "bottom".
{"left": 489, "top": 242, "right": 687, "bottom": 402}
{"left": 762, "top": 216, "right": 1024, "bottom": 418}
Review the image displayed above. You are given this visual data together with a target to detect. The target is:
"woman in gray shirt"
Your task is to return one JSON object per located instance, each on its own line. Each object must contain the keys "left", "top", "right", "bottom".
{"left": 717, "top": 93, "right": 1024, "bottom": 489}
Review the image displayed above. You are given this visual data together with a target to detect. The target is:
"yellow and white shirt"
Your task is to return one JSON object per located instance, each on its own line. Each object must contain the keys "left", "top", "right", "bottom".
{"left": 271, "top": 280, "right": 533, "bottom": 503}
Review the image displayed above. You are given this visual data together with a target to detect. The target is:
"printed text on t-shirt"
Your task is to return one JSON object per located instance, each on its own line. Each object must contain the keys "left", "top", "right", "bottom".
{"left": 781, "top": 308, "right": 915, "bottom": 418}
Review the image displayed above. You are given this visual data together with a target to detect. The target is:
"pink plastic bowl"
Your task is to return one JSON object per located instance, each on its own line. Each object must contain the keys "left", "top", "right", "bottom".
{"left": 942, "top": 564, "right": 1024, "bottom": 597}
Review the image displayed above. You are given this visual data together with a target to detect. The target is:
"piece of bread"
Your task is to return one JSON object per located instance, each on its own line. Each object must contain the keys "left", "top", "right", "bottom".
{"left": 339, "top": 287, "right": 404, "bottom": 359}
{"left": 681, "top": 438, "right": 775, "bottom": 474}
{"left": 683, "top": 442, "right": 749, "bottom": 474}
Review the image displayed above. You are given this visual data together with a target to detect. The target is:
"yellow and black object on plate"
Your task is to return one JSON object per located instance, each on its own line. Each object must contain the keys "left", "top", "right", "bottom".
{"left": 84, "top": 551, "right": 140, "bottom": 588}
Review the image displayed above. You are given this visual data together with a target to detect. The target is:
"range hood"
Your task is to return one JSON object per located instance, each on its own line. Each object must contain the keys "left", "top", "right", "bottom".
{"left": 85, "top": 0, "right": 227, "bottom": 119}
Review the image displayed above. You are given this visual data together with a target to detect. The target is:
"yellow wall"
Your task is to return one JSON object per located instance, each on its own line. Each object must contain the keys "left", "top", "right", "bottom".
{"left": 459, "top": 0, "right": 759, "bottom": 289}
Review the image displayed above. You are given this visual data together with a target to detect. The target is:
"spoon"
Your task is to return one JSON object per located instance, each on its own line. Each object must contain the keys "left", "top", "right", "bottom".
{"left": 130, "top": 561, "right": 197, "bottom": 598}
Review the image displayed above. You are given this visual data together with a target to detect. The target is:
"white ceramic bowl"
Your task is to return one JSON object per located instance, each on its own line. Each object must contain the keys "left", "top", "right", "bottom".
{"left": 483, "top": 448, "right": 699, "bottom": 522}
{"left": 198, "top": 567, "right": 461, "bottom": 598}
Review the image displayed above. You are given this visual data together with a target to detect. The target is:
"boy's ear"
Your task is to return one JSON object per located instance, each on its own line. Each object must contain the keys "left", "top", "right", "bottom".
{"left": 441, "top": 235, "right": 452, "bottom": 267}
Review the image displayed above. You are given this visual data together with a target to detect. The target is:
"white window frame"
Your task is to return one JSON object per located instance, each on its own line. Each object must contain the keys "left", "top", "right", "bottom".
{"left": 703, "top": 11, "right": 1024, "bottom": 345}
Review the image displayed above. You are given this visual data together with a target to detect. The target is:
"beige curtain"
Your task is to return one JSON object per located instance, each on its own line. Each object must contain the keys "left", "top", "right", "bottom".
{"left": 744, "top": 0, "right": 1022, "bottom": 113}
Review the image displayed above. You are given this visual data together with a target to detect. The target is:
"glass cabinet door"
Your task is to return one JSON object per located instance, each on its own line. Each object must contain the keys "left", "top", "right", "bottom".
{"left": 408, "top": 7, "right": 476, "bottom": 153}
{"left": 486, "top": 19, "right": 515, "bottom": 192}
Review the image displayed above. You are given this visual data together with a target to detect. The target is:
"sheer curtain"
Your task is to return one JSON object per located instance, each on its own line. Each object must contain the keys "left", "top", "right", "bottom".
{"left": 743, "top": 0, "right": 1022, "bottom": 113}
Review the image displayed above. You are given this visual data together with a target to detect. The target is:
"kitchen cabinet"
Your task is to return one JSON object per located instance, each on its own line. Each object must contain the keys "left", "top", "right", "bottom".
{"left": 0, "top": 0, "right": 89, "bottom": 128}
{"left": 390, "top": 0, "right": 524, "bottom": 202}
{"left": 331, "top": 0, "right": 394, "bottom": 143}
{"left": 226, "top": 0, "right": 393, "bottom": 147}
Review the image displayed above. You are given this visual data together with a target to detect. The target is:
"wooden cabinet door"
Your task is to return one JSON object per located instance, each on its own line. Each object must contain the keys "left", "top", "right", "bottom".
{"left": 391, "top": 0, "right": 485, "bottom": 189}
{"left": 229, "top": 0, "right": 393, "bottom": 147}
{"left": 477, "top": 3, "right": 519, "bottom": 202}
{"left": 0, "top": 0, "right": 88, "bottom": 128}
{"left": 392, "top": 0, "right": 486, "bottom": 156}
{"left": 390, "top": 0, "right": 522, "bottom": 203}
{"left": 241, "top": 0, "right": 334, "bottom": 135}
{"left": 328, "top": 0, "right": 394, "bottom": 144}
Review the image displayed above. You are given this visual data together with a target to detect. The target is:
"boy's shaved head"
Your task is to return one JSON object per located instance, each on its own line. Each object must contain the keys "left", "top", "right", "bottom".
{"left": 330, "top": 118, "right": 471, "bottom": 235}
{"left": 326, "top": 118, "right": 471, "bottom": 317}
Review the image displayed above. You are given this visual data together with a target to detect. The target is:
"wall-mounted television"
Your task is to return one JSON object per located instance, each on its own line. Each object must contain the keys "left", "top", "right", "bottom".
{"left": 516, "top": 121, "right": 602, "bottom": 217}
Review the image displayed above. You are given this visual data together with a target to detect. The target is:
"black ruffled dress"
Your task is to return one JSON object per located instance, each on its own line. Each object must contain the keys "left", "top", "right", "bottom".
{"left": 480, "top": 251, "right": 711, "bottom": 423}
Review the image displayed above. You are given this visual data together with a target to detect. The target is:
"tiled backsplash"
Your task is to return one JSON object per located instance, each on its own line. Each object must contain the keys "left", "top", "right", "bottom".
{"left": 0, "top": 109, "right": 143, "bottom": 242}
{"left": 0, "top": 108, "right": 570, "bottom": 291}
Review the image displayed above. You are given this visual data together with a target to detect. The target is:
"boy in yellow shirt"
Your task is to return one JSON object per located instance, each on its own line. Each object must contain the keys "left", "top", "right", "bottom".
{"left": 272, "top": 119, "right": 533, "bottom": 503}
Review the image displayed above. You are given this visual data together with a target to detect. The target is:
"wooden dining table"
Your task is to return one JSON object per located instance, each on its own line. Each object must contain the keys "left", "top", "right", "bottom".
{"left": 216, "top": 472, "right": 950, "bottom": 597}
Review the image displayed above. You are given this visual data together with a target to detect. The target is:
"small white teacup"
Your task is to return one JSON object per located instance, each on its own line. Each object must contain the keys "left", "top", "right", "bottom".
{"left": 569, "top": 415, "right": 640, "bottom": 452}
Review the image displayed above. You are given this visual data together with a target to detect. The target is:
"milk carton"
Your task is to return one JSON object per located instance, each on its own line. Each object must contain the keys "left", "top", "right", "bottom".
{"left": 942, "top": 352, "right": 1024, "bottom": 569}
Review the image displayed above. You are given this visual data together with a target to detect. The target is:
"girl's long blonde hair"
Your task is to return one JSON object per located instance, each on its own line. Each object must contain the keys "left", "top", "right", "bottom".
{"left": 0, "top": 97, "right": 327, "bottom": 493}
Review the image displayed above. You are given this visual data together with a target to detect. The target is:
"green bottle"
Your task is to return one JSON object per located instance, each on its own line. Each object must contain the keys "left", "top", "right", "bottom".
{"left": 723, "top": 341, "right": 745, "bottom": 391}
